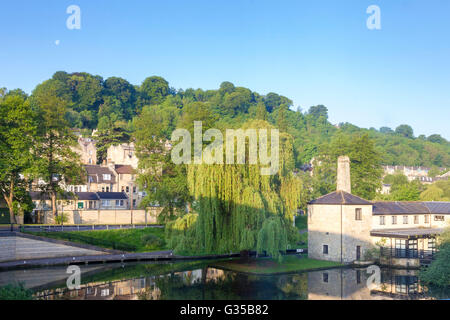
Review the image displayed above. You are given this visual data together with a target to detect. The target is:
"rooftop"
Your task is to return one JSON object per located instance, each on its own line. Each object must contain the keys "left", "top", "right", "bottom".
{"left": 114, "top": 164, "right": 134, "bottom": 174}
{"left": 84, "top": 165, "right": 116, "bottom": 184}
{"left": 97, "top": 192, "right": 128, "bottom": 200}
{"left": 370, "top": 228, "right": 444, "bottom": 239}
{"left": 372, "top": 201, "right": 450, "bottom": 215}
{"left": 308, "top": 191, "right": 372, "bottom": 205}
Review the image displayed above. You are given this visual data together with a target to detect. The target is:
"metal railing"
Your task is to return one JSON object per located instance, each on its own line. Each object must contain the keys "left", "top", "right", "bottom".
{"left": 380, "top": 247, "right": 435, "bottom": 260}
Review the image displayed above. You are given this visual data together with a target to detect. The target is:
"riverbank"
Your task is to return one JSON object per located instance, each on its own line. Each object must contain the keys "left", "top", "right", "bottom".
{"left": 25, "top": 227, "right": 166, "bottom": 252}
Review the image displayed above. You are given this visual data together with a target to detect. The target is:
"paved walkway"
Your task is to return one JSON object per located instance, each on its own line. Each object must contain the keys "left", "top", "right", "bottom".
{"left": 0, "top": 236, "right": 105, "bottom": 262}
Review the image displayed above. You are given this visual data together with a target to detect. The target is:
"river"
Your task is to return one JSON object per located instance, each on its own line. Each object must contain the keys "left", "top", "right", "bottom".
{"left": 0, "top": 260, "right": 448, "bottom": 300}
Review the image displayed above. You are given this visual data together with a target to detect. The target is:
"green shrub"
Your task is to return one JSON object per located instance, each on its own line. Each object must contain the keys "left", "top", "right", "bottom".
{"left": 141, "top": 234, "right": 164, "bottom": 248}
{"left": 0, "top": 283, "right": 33, "bottom": 300}
{"left": 54, "top": 214, "right": 69, "bottom": 225}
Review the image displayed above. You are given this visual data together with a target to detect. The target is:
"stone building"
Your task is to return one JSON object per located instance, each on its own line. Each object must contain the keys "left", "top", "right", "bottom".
{"left": 308, "top": 156, "right": 450, "bottom": 268}
{"left": 72, "top": 137, "right": 97, "bottom": 165}
{"left": 110, "top": 164, "right": 144, "bottom": 209}
{"left": 106, "top": 143, "right": 139, "bottom": 169}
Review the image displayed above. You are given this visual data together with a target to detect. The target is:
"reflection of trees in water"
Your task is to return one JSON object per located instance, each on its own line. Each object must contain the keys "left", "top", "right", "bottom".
{"left": 138, "top": 268, "right": 308, "bottom": 300}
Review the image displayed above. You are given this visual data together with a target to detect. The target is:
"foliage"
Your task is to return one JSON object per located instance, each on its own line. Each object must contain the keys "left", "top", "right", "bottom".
{"left": 165, "top": 120, "right": 303, "bottom": 261}
{"left": 0, "top": 90, "right": 36, "bottom": 223}
{"left": 0, "top": 283, "right": 33, "bottom": 300}
{"left": 7, "top": 72, "right": 449, "bottom": 171}
{"left": 30, "top": 79, "right": 84, "bottom": 216}
{"left": 313, "top": 132, "right": 383, "bottom": 199}
{"left": 54, "top": 213, "right": 69, "bottom": 225}
{"left": 257, "top": 217, "right": 288, "bottom": 263}
{"left": 420, "top": 228, "right": 450, "bottom": 288}
{"left": 420, "top": 179, "right": 450, "bottom": 201}
{"left": 377, "top": 172, "right": 424, "bottom": 201}
{"left": 133, "top": 105, "right": 189, "bottom": 222}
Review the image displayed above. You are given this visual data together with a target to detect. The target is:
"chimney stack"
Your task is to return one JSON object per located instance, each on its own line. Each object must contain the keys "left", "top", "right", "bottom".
{"left": 337, "top": 156, "right": 351, "bottom": 194}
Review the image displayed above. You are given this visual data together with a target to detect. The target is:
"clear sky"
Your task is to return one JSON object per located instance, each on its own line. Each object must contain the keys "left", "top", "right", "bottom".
{"left": 1, "top": 0, "right": 449, "bottom": 139}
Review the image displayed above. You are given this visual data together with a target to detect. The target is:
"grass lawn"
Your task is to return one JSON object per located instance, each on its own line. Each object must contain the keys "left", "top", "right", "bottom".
{"left": 211, "top": 255, "right": 342, "bottom": 275}
{"left": 26, "top": 227, "right": 166, "bottom": 253}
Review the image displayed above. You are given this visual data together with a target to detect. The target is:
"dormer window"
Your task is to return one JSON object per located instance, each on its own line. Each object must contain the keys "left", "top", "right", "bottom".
{"left": 103, "top": 174, "right": 111, "bottom": 181}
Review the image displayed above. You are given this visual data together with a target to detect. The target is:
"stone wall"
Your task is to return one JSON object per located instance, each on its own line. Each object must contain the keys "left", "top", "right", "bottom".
{"left": 308, "top": 204, "right": 374, "bottom": 263}
{"left": 41, "top": 207, "right": 162, "bottom": 225}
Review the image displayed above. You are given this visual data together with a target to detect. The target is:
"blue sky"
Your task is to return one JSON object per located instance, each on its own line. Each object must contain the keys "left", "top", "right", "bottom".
{"left": 1, "top": 0, "right": 449, "bottom": 139}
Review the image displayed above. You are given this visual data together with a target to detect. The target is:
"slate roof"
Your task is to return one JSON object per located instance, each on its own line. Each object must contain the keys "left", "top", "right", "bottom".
{"left": 370, "top": 228, "right": 444, "bottom": 239}
{"left": 84, "top": 165, "right": 116, "bottom": 184}
{"left": 29, "top": 191, "right": 74, "bottom": 200}
{"left": 372, "top": 202, "right": 430, "bottom": 215}
{"left": 29, "top": 191, "right": 51, "bottom": 201}
{"left": 74, "top": 192, "right": 99, "bottom": 201}
{"left": 423, "top": 202, "right": 450, "bottom": 214}
{"left": 372, "top": 201, "right": 450, "bottom": 215}
{"left": 308, "top": 191, "right": 372, "bottom": 205}
{"left": 97, "top": 192, "right": 128, "bottom": 200}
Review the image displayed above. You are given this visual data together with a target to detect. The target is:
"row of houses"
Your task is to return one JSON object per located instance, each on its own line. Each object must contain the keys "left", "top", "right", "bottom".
{"left": 30, "top": 191, "right": 130, "bottom": 212}
{"left": 382, "top": 165, "right": 449, "bottom": 183}
{"left": 25, "top": 138, "right": 149, "bottom": 224}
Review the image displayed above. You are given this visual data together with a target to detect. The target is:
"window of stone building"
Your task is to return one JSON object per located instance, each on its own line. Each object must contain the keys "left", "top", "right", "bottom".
{"left": 106, "top": 186, "right": 109, "bottom": 192}
{"left": 323, "top": 245, "right": 328, "bottom": 255}
{"left": 428, "top": 238, "right": 436, "bottom": 251}
{"left": 133, "top": 199, "right": 136, "bottom": 207}
{"left": 126, "top": 186, "right": 129, "bottom": 193}
{"left": 133, "top": 186, "right": 137, "bottom": 193}
{"left": 356, "top": 270, "right": 361, "bottom": 284}
{"left": 323, "top": 273, "right": 328, "bottom": 283}
{"left": 355, "top": 208, "right": 362, "bottom": 221}
{"left": 403, "top": 216, "right": 408, "bottom": 224}
{"left": 434, "top": 215, "right": 444, "bottom": 222}
{"left": 414, "top": 216, "right": 419, "bottom": 224}
{"left": 392, "top": 216, "right": 397, "bottom": 225}
{"left": 103, "top": 174, "right": 111, "bottom": 181}
{"left": 425, "top": 215, "right": 430, "bottom": 223}
{"left": 380, "top": 216, "right": 385, "bottom": 225}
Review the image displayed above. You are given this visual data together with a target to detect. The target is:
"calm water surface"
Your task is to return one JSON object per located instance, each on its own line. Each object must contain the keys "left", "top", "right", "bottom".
{"left": 0, "top": 260, "right": 448, "bottom": 300}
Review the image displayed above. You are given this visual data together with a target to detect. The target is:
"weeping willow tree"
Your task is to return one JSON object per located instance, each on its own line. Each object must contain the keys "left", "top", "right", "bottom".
{"left": 167, "top": 120, "right": 303, "bottom": 261}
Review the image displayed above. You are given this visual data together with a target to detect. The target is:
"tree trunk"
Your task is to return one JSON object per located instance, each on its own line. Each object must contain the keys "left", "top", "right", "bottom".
{"left": 4, "top": 180, "right": 16, "bottom": 224}
{"left": 51, "top": 191, "right": 58, "bottom": 218}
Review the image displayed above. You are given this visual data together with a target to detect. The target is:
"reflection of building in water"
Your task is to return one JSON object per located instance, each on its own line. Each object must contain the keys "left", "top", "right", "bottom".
{"left": 371, "top": 269, "right": 430, "bottom": 300}
{"left": 206, "top": 268, "right": 225, "bottom": 282}
{"left": 34, "top": 267, "right": 226, "bottom": 300}
{"left": 308, "top": 268, "right": 374, "bottom": 300}
{"left": 35, "top": 276, "right": 160, "bottom": 300}
{"left": 308, "top": 268, "right": 432, "bottom": 300}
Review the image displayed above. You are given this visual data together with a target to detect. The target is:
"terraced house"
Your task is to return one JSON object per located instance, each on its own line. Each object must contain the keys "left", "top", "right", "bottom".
{"left": 308, "top": 156, "right": 450, "bottom": 268}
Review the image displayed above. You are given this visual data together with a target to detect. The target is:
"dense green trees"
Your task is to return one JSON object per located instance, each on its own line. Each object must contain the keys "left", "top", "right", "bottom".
{"left": 163, "top": 120, "right": 302, "bottom": 260}
{"left": 420, "top": 180, "right": 450, "bottom": 201}
{"left": 2, "top": 71, "right": 449, "bottom": 223}
{"left": 312, "top": 133, "right": 383, "bottom": 200}
{"left": 30, "top": 79, "right": 84, "bottom": 217}
{"left": 420, "top": 227, "right": 450, "bottom": 288}
{"left": 12, "top": 71, "right": 448, "bottom": 170}
{"left": 0, "top": 90, "right": 35, "bottom": 223}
